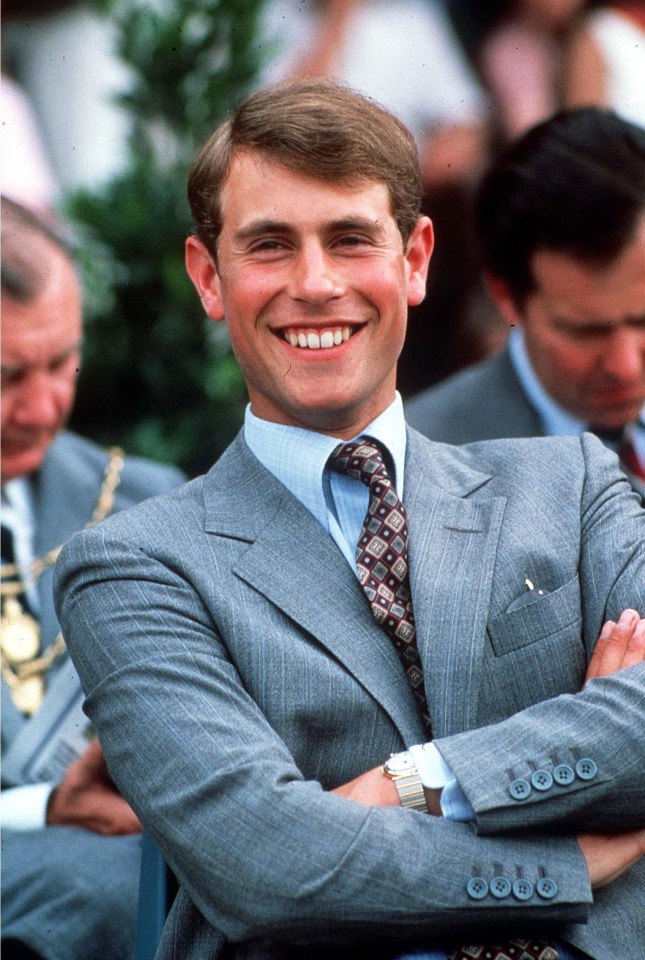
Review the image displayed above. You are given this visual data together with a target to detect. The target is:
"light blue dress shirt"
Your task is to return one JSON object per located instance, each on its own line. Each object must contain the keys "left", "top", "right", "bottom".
{"left": 244, "top": 396, "right": 583, "bottom": 960}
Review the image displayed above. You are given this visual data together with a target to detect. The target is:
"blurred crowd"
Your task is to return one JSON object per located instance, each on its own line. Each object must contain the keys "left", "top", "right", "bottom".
{"left": 2, "top": 0, "right": 644, "bottom": 396}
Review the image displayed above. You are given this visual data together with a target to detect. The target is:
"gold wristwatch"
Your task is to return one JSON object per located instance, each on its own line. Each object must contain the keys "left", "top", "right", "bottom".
{"left": 382, "top": 750, "right": 428, "bottom": 813}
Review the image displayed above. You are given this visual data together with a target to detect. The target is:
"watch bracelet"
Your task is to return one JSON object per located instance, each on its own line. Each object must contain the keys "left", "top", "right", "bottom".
{"left": 393, "top": 771, "right": 428, "bottom": 812}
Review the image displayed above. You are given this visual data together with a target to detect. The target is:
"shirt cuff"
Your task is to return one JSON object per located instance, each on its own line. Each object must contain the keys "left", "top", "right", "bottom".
{"left": 409, "top": 742, "right": 475, "bottom": 821}
{"left": 1, "top": 782, "right": 55, "bottom": 830}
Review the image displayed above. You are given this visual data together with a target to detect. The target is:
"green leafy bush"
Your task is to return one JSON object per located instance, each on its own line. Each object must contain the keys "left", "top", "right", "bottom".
{"left": 67, "top": 0, "right": 266, "bottom": 475}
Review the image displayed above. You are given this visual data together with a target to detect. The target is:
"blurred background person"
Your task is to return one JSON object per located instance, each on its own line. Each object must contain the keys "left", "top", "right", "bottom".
{"left": 406, "top": 108, "right": 645, "bottom": 500}
{"left": 564, "top": 1, "right": 645, "bottom": 127}
{"left": 2, "top": 0, "right": 131, "bottom": 194}
{"left": 0, "top": 73, "right": 59, "bottom": 216}
{"left": 478, "top": 0, "right": 589, "bottom": 141}
{"left": 1, "top": 196, "right": 185, "bottom": 960}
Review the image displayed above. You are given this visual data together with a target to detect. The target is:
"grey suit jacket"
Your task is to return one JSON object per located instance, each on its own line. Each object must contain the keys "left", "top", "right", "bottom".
{"left": 54, "top": 429, "right": 645, "bottom": 960}
{"left": 405, "top": 346, "right": 544, "bottom": 445}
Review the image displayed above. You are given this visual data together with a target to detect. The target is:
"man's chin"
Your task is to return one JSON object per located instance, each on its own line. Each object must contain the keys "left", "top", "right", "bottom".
{"left": 591, "top": 409, "right": 643, "bottom": 432}
{"left": 1, "top": 445, "right": 49, "bottom": 482}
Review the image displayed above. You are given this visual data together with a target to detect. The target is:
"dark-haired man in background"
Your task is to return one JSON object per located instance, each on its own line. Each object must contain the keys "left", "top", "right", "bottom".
{"left": 406, "top": 108, "right": 645, "bottom": 499}
{"left": 1, "top": 196, "right": 184, "bottom": 960}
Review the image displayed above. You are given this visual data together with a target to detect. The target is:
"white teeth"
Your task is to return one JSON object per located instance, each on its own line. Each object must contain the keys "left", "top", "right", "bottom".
{"left": 283, "top": 327, "right": 355, "bottom": 348}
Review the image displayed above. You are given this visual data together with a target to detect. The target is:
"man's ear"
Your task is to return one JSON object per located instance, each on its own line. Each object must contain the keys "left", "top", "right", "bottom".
{"left": 185, "top": 236, "right": 225, "bottom": 321}
{"left": 485, "top": 272, "right": 524, "bottom": 330}
{"left": 405, "top": 216, "right": 434, "bottom": 307}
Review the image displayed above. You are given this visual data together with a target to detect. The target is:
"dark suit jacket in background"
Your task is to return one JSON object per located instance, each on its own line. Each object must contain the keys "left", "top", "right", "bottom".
{"left": 54, "top": 428, "right": 644, "bottom": 960}
{"left": 405, "top": 346, "right": 544, "bottom": 444}
{"left": 2, "top": 430, "right": 184, "bottom": 960}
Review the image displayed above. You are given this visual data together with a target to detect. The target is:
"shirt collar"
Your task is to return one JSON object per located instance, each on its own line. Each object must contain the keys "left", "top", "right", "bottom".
{"left": 243, "top": 393, "right": 407, "bottom": 528}
{"left": 508, "top": 328, "right": 586, "bottom": 436}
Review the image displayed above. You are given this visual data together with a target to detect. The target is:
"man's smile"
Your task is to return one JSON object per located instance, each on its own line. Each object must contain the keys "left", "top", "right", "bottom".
{"left": 279, "top": 325, "right": 359, "bottom": 350}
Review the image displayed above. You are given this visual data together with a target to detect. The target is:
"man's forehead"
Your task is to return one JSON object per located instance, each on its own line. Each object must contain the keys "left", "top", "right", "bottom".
{"left": 220, "top": 150, "right": 393, "bottom": 218}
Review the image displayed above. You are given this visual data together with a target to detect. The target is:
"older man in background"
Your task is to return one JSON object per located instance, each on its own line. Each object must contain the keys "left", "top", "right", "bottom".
{"left": 1, "top": 196, "right": 184, "bottom": 960}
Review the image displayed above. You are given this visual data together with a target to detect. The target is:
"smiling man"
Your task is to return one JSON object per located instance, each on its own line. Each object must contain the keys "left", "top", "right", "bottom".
{"left": 54, "top": 82, "right": 644, "bottom": 960}
{"left": 406, "top": 108, "right": 645, "bottom": 499}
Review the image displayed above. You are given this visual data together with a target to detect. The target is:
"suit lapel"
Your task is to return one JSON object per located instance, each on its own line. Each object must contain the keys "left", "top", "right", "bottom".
{"left": 203, "top": 436, "right": 426, "bottom": 745}
{"left": 405, "top": 430, "right": 506, "bottom": 738}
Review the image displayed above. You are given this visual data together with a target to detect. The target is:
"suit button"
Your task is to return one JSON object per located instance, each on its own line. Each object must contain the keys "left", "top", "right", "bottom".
{"left": 531, "top": 769, "right": 553, "bottom": 792}
{"left": 512, "top": 878, "right": 534, "bottom": 901}
{"left": 509, "top": 778, "right": 531, "bottom": 800}
{"left": 575, "top": 758, "right": 598, "bottom": 781}
{"left": 490, "top": 876, "right": 512, "bottom": 899}
{"left": 466, "top": 877, "right": 488, "bottom": 900}
{"left": 553, "top": 764, "right": 575, "bottom": 786}
{"left": 536, "top": 877, "right": 558, "bottom": 900}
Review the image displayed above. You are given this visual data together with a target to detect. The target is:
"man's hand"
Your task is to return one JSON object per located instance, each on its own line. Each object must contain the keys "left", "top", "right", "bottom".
{"left": 577, "top": 609, "right": 644, "bottom": 887}
{"left": 46, "top": 737, "right": 142, "bottom": 835}
{"left": 584, "top": 609, "right": 645, "bottom": 684}
{"left": 578, "top": 829, "right": 645, "bottom": 888}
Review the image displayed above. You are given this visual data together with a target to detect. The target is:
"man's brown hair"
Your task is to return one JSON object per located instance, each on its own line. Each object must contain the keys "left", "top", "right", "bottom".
{"left": 187, "top": 79, "right": 422, "bottom": 256}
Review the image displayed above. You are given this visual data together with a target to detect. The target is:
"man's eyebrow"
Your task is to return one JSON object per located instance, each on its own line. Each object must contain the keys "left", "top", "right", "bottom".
{"left": 1, "top": 343, "right": 82, "bottom": 376}
{"left": 233, "top": 219, "right": 293, "bottom": 242}
{"left": 233, "top": 215, "right": 388, "bottom": 242}
{"left": 552, "top": 314, "right": 645, "bottom": 330}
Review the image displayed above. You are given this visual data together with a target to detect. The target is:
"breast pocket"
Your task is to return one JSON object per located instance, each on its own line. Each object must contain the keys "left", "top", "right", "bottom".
{"left": 488, "top": 576, "right": 582, "bottom": 656}
{"left": 480, "top": 576, "right": 586, "bottom": 718}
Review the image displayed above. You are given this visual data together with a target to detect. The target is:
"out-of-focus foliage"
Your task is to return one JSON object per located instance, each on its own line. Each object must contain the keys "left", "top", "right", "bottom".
{"left": 67, "top": 0, "right": 266, "bottom": 475}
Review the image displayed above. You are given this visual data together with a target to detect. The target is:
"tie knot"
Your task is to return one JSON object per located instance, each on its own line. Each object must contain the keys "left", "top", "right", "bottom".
{"left": 328, "top": 440, "right": 390, "bottom": 488}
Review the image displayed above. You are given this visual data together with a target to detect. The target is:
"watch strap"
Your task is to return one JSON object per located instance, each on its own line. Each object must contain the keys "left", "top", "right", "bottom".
{"left": 392, "top": 770, "right": 428, "bottom": 813}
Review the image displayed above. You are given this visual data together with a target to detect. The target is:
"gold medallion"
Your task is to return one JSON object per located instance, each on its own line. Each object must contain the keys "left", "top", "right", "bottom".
{"left": 12, "top": 674, "right": 45, "bottom": 716}
{"left": 1, "top": 597, "right": 41, "bottom": 662}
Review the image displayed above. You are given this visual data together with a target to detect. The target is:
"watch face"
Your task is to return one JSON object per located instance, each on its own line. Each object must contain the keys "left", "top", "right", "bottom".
{"left": 384, "top": 752, "right": 416, "bottom": 776}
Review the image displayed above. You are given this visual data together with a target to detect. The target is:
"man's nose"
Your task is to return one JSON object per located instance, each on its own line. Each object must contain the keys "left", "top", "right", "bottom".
{"left": 14, "top": 372, "right": 62, "bottom": 427}
{"left": 601, "top": 329, "right": 645, "bottom": 382}
{"left": 288, "top": 244, "right": 344, "bottom": 302}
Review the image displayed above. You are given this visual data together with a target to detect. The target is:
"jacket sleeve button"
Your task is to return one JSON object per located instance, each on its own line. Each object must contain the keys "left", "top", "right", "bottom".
{"left": 490, "top": 876, "right": 512, "bottom": 899}
{"left": 553, "top": 764, "right": 575, "bottom": 785}
{"left": 536, "top": 877, "right": 558, "bottom": 900}
{"left": 509, "top": 778, "right": 531, "bottom": 800}
{"left": 466, "top": 877, "right": 489, "bottom": 900}
{"left": 512, "top": 878, "right": 534, "bottom": 901}
{"left": 575, "top": 758, "right": 598, "bottom": 781}
{"left": 531, "top": 769, "right": 554, "bottom": 792}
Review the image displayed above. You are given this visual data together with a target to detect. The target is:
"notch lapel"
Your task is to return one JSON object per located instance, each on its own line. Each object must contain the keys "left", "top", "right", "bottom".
{"left": 404, "top": 430, "right": 506, "bottom": 738}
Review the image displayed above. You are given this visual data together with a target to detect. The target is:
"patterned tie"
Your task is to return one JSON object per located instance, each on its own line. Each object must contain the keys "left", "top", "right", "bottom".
{"left": 449, "top": 942, "right": 558, "bottom": 960}
{"left": 329, "top": 441, "right": 558, "bottom": 960}
{"left": 327, "top": 439, "right": 431, "bottom": 736}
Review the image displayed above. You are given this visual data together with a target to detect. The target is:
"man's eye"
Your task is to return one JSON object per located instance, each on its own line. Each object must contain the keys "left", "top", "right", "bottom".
{"left": 1, "top": 369, "right": 23, "bottom": 387}
{"left": 338, "top": 235, "right": 366, "bottom": 245}
{"left": 250, "top": 239, "right": 285, "bottom": 253}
